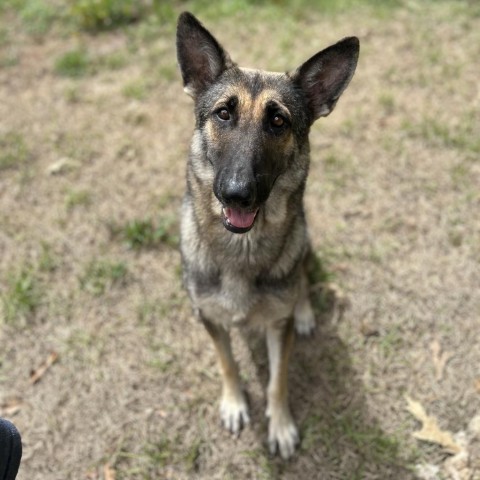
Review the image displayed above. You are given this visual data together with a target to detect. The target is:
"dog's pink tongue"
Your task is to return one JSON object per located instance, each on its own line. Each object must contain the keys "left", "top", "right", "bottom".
{"left": 225, "top": 208, "right": 257, "bottom": 228}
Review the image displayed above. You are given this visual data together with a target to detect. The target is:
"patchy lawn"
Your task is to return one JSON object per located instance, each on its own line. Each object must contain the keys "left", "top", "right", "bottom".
{"left": 1, "top": 1, "right": 479, "bottom": 479}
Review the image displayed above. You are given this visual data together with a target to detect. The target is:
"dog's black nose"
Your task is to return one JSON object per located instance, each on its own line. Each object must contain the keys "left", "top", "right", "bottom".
{"left": 221, "top": 179, "right": 255, "bottom": 208}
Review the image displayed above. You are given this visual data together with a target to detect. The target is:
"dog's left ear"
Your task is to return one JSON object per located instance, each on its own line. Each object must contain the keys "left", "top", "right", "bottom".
{"left": 176, "top": 12, "right": 234, "bottom": 97}
{"left": 291, "top": 37, "right": 359, "bottom": 122}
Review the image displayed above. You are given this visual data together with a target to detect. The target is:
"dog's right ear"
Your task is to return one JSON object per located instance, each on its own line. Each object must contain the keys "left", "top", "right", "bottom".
{"left": 176, "top": 12, "right": 234, "bottom": 97}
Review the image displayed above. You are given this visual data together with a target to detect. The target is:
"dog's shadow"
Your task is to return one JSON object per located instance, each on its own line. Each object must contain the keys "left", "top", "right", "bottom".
{"left": 244, "top": 281, "right": 414, "bottom": 479}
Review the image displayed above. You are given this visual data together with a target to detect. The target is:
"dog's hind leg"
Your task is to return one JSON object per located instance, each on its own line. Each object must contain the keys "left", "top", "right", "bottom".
{"left": 294, "top": 271, "right": 315, "bottom": 336}
{"left": 266, "top": 318, "right": 299, "bottom": 459}
{"left": 202, "top": 318, "right": 250, "bottom": 435}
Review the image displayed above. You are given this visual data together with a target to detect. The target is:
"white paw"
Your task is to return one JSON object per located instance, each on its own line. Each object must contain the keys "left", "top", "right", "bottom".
{"left": 220, "top": 392, "right": 250, "bottom": 435}
{"left": 294, "top": 297, "right": 315, "bottom": 336}
{"left": 268, "top": 410, "right": 299, "bottom": 459}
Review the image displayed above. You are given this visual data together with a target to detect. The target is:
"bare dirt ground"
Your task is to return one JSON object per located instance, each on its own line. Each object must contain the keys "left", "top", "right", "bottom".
{"left": 1, "top": 2, "right": 479, "bottom": 479}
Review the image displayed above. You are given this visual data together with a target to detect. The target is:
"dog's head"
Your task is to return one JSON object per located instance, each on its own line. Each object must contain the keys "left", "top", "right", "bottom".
{"left": 176, "top": 12, "right": 359, "bottom": 234}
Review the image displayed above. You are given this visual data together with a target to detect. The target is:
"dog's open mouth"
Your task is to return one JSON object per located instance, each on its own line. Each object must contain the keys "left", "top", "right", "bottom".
{"left": 222, "top": 207, "right": 259, "bottom": 234}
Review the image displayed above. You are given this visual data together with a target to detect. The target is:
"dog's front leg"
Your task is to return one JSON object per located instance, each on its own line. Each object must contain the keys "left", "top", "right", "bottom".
{"left": 202, "top": 317, "right": 250, "bottom": 435}
{"left": 266, "top": 318, "right": 299, "bottom": 459}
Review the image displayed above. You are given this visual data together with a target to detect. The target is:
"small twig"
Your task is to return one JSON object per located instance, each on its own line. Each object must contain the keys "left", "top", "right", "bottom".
{"left": 30, "top": 351, "right": 59, "bottom": 385}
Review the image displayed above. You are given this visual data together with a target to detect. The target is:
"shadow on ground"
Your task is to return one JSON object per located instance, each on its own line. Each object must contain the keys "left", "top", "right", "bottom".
{"left": 244, "top": 283, "right": 416, "bottom": 479}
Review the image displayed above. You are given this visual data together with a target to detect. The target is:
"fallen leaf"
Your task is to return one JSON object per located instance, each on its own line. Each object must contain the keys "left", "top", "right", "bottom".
{"left": 474, "top": 379, "right": 480, "bottom": 394}
{"left": 47, "top": 157, "right": 81, "bottom": 175}
{"left": 360, "top": 320, "right": 380, "bottom": 338}
{"left": 0, "top": 398, "right": 24, "bottom": 416}
{"left": 103, "top": 464, "right": 115, "bottom": 480}
{"left": 430, "top": 339, "right": 453, "bottom": 381}
{"left": 405, "top": 395, "right": 462, "bottom": 454}
{"left": 30, "top": 351, "right": 59, "bottom": 384}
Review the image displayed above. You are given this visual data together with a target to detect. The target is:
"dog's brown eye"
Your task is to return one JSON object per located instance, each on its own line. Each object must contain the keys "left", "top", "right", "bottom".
{"left": 271, "top": 115, "right": 285, "bottom": 127}
{"left": 217, "top": 108, "right": 230, "bottom": 121}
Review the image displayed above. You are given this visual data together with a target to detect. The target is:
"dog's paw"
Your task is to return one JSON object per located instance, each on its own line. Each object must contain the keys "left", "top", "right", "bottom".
{"left": 220, "top": 392, "right": 250, "bottom": 436}
{"left": 268, "top": 410, "right": 299, "bottom": 459}
{"left": 294, "top": 297, "right": 315, "bottom": 336}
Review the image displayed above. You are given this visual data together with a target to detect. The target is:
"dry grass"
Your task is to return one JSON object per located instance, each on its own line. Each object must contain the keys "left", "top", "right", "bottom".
{"left": 1, "top": 1, "right": 479, "bottom": 479}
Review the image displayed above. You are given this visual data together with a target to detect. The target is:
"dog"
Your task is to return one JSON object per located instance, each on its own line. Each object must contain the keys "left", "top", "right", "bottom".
{"left": 176, "top": 12, "right": 359, "bottom": 459}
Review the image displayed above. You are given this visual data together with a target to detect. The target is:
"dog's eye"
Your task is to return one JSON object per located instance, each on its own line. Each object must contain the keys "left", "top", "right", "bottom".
{"left": 217, "top": 108, "right": 230, "bottom": 121}
{"left": 271, "top": 114, "right": 285, "bottom": 128}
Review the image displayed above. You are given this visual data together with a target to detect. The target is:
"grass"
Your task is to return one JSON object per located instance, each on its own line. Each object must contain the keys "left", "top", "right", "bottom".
{"left": 403, "top": 111, "right": 480, "bottom": 156}
{"left": 1, "top": 1, "right": 478, "bottom": 478}
{"left": 54, "top": 132, "right": 97, "bottom": 163}
{"left": 54, "top": 48, "right": 91, "bottom": 77}
{"left": 70, "top": 0, "right": 148, "bottom": 31}
{"left": 0, "top": 0, "right": 405, "bottom": 44}
{"left": 1, "top": 266, "right": 41, "bottom": 325}
{"left": 240, "top": 449, "right": 277, "bottom": 480}
{"left": 110, "top": 217, "right": 178, "bottom": 250}
{"left": 379, "top": 91, "right": 395, "bottom": 114}
{"left": 115, "top": 437, "right": 186, "bottom": 479}
{"left": 0, "top": 132, "right": 30, "bottom": 170}
{"left": 38, "top": 242, "right": 58, "bottom": 273}
{"left": 307, "top": 251, "right": 337, "bottom": 314}
{"left": 322, "top": 149, "right": 356, "bottom": 190}
{"left": 136, "top": 299, "right": 170, "bottom": 326}
{"left": 301, "top": 409, "right": 412, "bottom": 472}
{"left": 17, "top": 0, "right": 57, "bottom": 36}
{"left": 97, "top": 50, "right": 129, "bottom": 70}
{"left": 55, "top": 47, "right": 131, "bottom": 78}
{"left": 79, "top": 259, "right": 128, "bottom": 296}
{"left": 122, "top": 79, "right": 149, "bottom": 101}
{"left": 65, "top": 189, "right": 92, "bottom": 210}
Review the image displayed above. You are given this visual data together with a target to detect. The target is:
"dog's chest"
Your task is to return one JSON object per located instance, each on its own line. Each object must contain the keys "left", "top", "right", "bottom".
{"left": 194, "top": 270, "right": 297, "bottom": 328}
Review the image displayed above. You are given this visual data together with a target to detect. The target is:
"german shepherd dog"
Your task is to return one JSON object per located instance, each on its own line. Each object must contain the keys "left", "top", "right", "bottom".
{"left": 177, "top": 12, "right": 359, "bottom": 459}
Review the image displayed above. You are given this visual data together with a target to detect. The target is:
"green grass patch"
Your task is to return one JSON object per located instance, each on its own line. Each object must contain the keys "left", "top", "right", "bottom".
{"left": 0, "top": 132, "right": 30, "bottom": 171}
{"left": 404, "top": 111, "right": 480, "bottom": 156}
{"left": 115, "top": 436, "right": 208, "bottom": 477}
{"left": 111, "top": 217, "right": 178, "bottom": 250}
{"left": 301, "top": 409, "right": 412, "bottom": 473}
{"left": 241, "top": 449, "right": 277, "bottom": 480}
{"left": 65, "top": 189, "right": 92, "bottom": 210}
{"left": 307, "top": 251, "right": 334, "bottom": 285}
{"left": 70, "top": 0, "right": 148, "bottom": 31}
{"left": 1, "top": 266, "right": 42, "bottom": 325}
{"left": 98, "top": 50, "right": 129, "bottom": 70}
{"left": 322, "top": 149, "right": 356, "bottom": 190}
{"left": 38, "top": 242, "right": 58, "bottom": 273}
{"left": 17, "top": 0, "right": 57, "bottom": 36}
{"left": 54, "top": 48, "right": 91, "bottom": 78}
{"left": 379, "top": 92, "right": 395, "bottom": 114}
{"left": 122, "top": 79, "right": 150, "bottom": 101}
{"left": 79, "top": 259, "right": 128, "bottom": 296}
{"left": 171, "top": 0, "right": 401, "bottom": 23}
{"left": 307, "top": 251, "right": 336, "bottom": 314}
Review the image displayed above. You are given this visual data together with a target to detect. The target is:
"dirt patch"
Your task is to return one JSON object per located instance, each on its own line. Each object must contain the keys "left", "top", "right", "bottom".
{"left": 1, "top": 2, "right": 479, "bottom": 479}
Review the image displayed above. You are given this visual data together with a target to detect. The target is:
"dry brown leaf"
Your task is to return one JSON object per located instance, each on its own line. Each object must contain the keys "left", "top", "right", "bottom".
{"left": 30, "top": 351, "right": 59, "bottom": 385}
{"left": 430, "top": 339, "right": 453, "bottom": 381}
{"left": 405, "top": 395, "right": 462, "bottom": 454}
{"left": 474, "top": 379, "right": 480, "bottom": 394}
{"left": 0, "top": 398, "right": 24, "bottom": 416}
{"left": 103, "top": 464, "right": 115, "bottom": 480}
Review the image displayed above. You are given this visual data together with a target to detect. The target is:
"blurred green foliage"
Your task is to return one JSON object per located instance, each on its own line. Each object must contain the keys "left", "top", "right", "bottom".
{"left": 1, "top": 0, "right": 405, "bottom": 36}
{"left": 54, "top": 48, "right": 91, "bottom": 77}
{"left": 70, "top": 0, "right": 149, "bottom": 30}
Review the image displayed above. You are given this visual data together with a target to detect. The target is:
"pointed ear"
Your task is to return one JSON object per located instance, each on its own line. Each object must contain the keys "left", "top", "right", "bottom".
{"left": 291, "top": 37, "right": 359, "bottom": 122}
{"left": 176, "top": 12, "right": 234, "bottom": 97}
